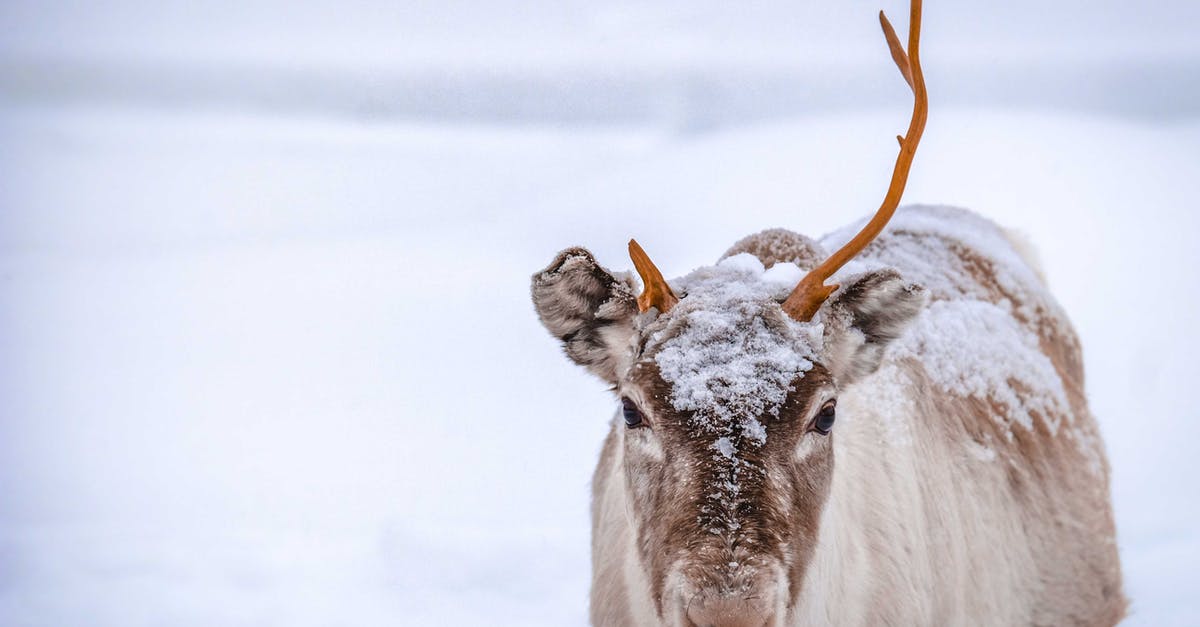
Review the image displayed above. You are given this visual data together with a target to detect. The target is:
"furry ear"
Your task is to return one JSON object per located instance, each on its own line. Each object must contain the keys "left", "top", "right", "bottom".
{"left": 531, "top": 248, "right": 640, "bottom": 384}
{"left": 820, "top": 269, "right": 926, "bottom": 384}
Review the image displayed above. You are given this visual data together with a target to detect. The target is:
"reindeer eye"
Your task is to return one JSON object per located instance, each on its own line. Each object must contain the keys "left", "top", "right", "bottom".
{"left": 813, "top": 400, "right": 836, "bottom": 434}
{"left": 621, "top": 398, "right": 645, "bottom": 429}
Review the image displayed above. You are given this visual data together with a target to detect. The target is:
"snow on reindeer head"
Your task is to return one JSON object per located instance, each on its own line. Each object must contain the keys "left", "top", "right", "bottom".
{"left": 531, "top": 3, "right": 929, "bottom": 624}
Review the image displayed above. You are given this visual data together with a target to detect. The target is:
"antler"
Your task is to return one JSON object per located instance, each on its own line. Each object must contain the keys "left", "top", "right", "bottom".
{"left": 781, "top": 0, "right": 928, "bottom": 322}
{"left": 629, "top": 239, "right": 679, "bottom": 314}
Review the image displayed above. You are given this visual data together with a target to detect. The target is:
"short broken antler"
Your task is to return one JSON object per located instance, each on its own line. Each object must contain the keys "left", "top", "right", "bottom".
{"left": 781, "top": 0, "right": 928, "bottom": 322}
{"left": 629, "top": 239, "right": 679, "bottom": 314}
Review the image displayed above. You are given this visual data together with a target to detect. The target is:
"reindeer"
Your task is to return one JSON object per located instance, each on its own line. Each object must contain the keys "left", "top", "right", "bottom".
{"left": 530, "top": 1, "right": 1124, "bottom": 625}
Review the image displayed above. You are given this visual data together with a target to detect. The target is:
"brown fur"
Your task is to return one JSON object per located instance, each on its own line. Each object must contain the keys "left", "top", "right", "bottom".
{"left": 721, "top": 229, "right": 827, "bottom": 271}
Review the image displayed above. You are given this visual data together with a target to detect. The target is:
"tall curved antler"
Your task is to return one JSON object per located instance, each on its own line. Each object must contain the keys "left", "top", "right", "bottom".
{"left": 781, "top": 0, "right": 928, "bottom": 322}
{"left": 629, "top": 239, "right": 679, "bottom": 314}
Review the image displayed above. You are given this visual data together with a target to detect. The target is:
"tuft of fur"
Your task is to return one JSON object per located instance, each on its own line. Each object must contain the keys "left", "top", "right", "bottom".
{"left": 721, "top": 228, "right": 827, "bottom": 270}
{"left": 1002, "top": 227, "right": 1048, "bottom": 285}
{"left": 531, "top": 247, "right": 638, "bottom": 383}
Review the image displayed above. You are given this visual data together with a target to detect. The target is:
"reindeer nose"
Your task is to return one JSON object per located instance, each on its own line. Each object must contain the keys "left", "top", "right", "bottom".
{"left": 685, "top": 594, "right": 774, "bottom": 627}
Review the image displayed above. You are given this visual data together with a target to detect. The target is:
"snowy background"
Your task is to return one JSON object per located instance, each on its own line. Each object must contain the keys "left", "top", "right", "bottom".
{"left": 1, "top": 1, "right": 1198, "bottom": 625}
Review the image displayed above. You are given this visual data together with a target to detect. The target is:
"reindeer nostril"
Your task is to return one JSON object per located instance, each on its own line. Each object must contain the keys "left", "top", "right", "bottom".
{"left": 685, "top": 594, "right": 774, "bottom": 627}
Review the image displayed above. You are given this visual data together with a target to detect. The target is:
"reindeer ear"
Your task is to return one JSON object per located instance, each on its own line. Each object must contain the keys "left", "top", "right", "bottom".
{"left": 531, "top": 248, "right": 640, "bottom": 384}
{"left": 820, "top": 269, "right": 926, "bottom": 384}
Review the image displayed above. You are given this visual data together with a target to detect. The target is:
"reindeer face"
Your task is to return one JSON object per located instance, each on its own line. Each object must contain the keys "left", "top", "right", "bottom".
{"left": 532, "top": 241, "right": 924, "bottom": 624}
{"left": 620, "top": 299, "right": 835, "bottom": 625}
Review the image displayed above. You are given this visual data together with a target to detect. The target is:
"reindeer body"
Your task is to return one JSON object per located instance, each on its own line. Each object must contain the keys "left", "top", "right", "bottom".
{"left": 575, "top": 206, "right": 1122, "bottom": 626}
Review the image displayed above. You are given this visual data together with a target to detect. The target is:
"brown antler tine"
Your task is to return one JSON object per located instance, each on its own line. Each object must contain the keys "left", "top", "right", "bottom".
{"left": 781, "top": 0, "right": 927, "bottom": 322}
{"left": 879, "top": 10, "right": 913, "bottom": 90}
{"left": 629, "top": 239, "right": 679, "bottom": 314}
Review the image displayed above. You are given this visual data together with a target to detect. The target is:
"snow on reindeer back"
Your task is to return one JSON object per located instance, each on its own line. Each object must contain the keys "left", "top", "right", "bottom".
{"left": 648, "top": 254, "right": 818, "bottom": 450}
{"left": 821, "top": 205, "right": 1053, "bottom": 315}
{"left": 822, "top": 205, "right": 1088, "bottom": 463}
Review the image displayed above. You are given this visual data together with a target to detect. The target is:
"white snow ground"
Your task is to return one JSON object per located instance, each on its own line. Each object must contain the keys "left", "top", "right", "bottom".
{"left": 2, "top": 2, "right": 1199, "bottom": 625}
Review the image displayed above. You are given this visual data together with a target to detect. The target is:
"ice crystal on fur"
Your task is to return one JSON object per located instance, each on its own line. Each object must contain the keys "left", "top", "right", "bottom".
{"left": 653, "top": 255, "right": 816, "bottom": 450}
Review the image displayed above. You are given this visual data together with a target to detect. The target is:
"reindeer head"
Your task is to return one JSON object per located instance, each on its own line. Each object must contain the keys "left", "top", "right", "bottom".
{"left": 531, "top": 3, "right": 928, "bottom": 624}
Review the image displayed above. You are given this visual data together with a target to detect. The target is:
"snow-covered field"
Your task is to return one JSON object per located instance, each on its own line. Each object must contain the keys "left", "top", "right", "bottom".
{"left": 2, "top": 1, "right": 1199, "bottom": 625}
{"left": 2, "top": 104, "right": 1197, "bottom": 626}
